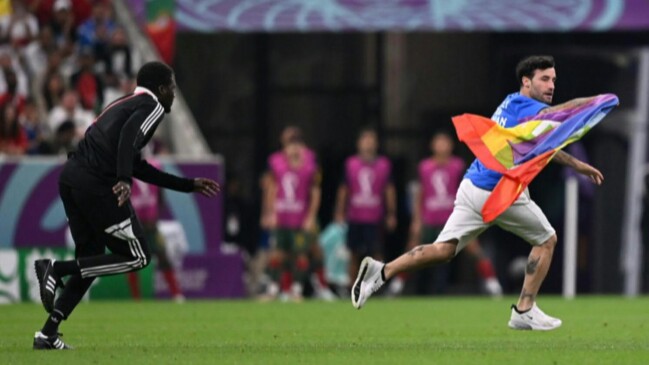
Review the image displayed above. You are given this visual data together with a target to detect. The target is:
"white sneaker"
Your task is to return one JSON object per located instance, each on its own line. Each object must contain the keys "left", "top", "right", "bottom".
{"left": 508, "top": 303, "right": 562, "bottom": 331}
{"left": 484, "top": 277, "right": 503, "bottom": 297}
{"left": 351, "top": 257, "right": 385, "bottom": 309}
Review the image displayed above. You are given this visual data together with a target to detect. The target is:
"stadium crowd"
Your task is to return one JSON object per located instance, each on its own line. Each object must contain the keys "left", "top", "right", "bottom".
{"left": 0, "top": 0, "right": 136, "bottom": 157}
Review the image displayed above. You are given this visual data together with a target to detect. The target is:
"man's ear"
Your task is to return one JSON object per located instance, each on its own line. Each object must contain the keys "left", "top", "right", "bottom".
{"left": 522, "top": 77, "right": 531, "bottom": 89}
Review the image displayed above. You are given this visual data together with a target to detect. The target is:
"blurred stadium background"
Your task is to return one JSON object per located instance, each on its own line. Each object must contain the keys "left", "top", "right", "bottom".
{"left": 1, "top": 0, "right": 649, "bottom": 305}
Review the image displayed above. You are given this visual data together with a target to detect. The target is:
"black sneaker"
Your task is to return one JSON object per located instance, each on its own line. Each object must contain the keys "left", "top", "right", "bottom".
{"left": 33, "top": 332, "right": 72, "bottom": 350}
{"left": 34, "top": 259, "right": 64, "bottom": 313}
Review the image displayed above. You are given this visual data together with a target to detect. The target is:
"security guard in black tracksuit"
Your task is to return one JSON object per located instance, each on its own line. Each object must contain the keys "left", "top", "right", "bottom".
{"left": 32, "top": 61, "right": 220, "bottom": 350}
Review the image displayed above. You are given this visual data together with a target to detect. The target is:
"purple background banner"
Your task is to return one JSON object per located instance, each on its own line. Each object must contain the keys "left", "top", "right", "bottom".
{"left": 155, "top": 254, "right": 246, "bottom": 298}
{"left": 127, "top": 0, "right": 649, "bottom": 32}
{"left": 0, "top": 157, "right": 224, "bottom": 255}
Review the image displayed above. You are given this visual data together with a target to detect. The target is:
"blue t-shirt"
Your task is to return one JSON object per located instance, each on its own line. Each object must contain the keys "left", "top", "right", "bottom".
{"left": 464, "top": 92, "right": 548, "bottom": 190}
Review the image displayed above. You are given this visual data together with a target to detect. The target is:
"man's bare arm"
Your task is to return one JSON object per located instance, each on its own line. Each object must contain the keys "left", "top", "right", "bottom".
{"left": 553, "top": 150, "right": 604, "bottom": 185}
{"left": 538, "top": 96, "right": 599, "bottom": 115}
{"left": 552, "top": 150, "right": 582, "bottom": 169}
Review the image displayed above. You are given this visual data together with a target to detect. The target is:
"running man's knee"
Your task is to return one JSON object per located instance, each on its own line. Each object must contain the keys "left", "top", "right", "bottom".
{"left": 539, "top": 234, "right": 557, "bottom": 251}
{"left": 434, "top": 242, "right": 457, "bottom": 263}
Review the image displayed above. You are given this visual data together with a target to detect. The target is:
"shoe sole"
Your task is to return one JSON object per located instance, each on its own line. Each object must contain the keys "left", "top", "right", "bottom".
{"left": 34, "top": 260, "right": 54, "bottom": 314}
{"left": 351, "top": 257, "right": 371, "bottom": 309}
{"left": 508, "top": 319, "right": 561, "bottom": 331}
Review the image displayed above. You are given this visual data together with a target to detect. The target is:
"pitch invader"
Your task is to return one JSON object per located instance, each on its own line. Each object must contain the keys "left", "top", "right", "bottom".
{"left": 351, "top": 56, "right": 604, "bottom": 331}
{"left": 334, "top": 128, "right": 397, "bottom": 287}
{"left": 264, "top": 133, "right": 321, "bottom": 301}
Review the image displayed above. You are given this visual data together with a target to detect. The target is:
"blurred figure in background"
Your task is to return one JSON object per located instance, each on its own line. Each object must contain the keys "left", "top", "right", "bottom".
{"left": 48, "top": 0, "right": 76, "bottom": 55}
{"left": 0, "top": 102, "right": 26, "bottom": 155}
{"left": 0, "top": 0, "right": 39, "bottom": 51}
{"left": 77, "top": 1, "right": 114, "bottom": 73}
{"left": 127, "top": 155, "right": 184, "bottom": 302}
{"left": 0, "top": 67, "right": 25, "bottom": 114}
{"left": 40, "top": 118, "right": 74, "bottom": 155}
{"left": 264, "top": 133, "right": 321, "bottom": 301}
{"left": 20, "top": 97, "right": 46, "bottom": 154}
{"left": 107, "top": 26, "right": 132, "bottom": 79}
{"left": 335, "top": 128, "right": 396, "bottom": 287}
{"left": 395, "top": 132, "right": 502, "bottom": 296}
{"left": 47, "top": 89, "right": 93, "bottom": 138}
{"left": 70, "top": 49, "right": 103, "bottom": 113}
{"left": 258, "top": 126, "right": 332, "bottom": 300}
{"left": 41, "top": 70, "right": 65, "bottom": 111}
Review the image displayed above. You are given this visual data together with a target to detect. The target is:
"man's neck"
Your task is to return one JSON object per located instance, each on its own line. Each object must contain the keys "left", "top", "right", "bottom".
{"left": 359, "top": 152, "right": 376, "bottom": 162}
{"left": 432, "top": 154, "right": 450, "bottom": 164}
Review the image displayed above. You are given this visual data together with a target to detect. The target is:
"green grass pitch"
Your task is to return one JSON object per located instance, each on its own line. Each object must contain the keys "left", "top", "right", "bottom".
{"left": 3, "top": 296, "right": 649, "bottom": 364}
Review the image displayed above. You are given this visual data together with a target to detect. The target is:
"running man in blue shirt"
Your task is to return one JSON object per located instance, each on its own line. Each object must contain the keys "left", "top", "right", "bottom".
{"left": 351, "top": 55, "right": 604, "bottom": 331}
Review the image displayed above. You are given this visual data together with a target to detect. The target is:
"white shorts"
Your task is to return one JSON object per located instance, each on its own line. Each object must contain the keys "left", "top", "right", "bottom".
{"left": 436, "top": 179, "right": 556, "bottom": 254}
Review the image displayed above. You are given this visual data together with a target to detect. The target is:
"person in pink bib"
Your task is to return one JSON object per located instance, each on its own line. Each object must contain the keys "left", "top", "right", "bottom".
{"left": 127, "top": 157, "right": 184, "bottom": 302}
{"left": 334, "top": 128, "right": 397, "bottom": 284}
{"left": 398, "top": 132, "right": 502, "bottom": 296}
{"left": 264, "top": 133, "right": 321, "bottom": 301}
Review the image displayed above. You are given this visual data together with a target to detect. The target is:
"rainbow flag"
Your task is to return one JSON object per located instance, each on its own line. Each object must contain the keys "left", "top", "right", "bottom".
{"left": 452, "top": 93, "right": 619, "bottom": 222}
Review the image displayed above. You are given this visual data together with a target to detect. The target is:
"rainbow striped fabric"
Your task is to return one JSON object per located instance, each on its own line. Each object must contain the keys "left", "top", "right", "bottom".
{"left": 452, "top": 93, "right": 619, "bottom": 222}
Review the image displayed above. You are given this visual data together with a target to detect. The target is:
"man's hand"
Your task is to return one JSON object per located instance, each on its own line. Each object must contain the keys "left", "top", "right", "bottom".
{"left": 575, "top": 162, "right": 604, "bottom": 185}
{"left": 112, "top": 181, "right": 131, "bottom": 207}
{"left": 193, "top": 178, "right": 220, "bottom": 197}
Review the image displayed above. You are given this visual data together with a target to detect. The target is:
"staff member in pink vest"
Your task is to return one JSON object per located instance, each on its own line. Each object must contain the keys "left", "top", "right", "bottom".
{"left": 335, "top": 128, "right": 397, "bottom": 283}
{"left": 127, "top": 157, "right": 185, "bottom": 302}
{"left": 265, "top": 134, "right": 321, "bottom": 301}
{"left": 405, "top": 132, "right": 502, "bottom": 296}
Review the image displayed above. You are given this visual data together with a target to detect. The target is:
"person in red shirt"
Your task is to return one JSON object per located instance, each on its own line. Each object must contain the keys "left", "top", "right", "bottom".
{"left": 0, "top": 68, "right": 26, "bottom": 115}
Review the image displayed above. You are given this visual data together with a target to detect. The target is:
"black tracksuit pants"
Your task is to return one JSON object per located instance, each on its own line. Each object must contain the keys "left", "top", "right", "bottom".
{"left": 54, "top": 182, "right": 151, "bottom": 319}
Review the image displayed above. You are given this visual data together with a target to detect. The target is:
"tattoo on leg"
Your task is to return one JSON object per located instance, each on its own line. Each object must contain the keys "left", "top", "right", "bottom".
{"left": 520, "top": 290, "right": 536, "bottom": 302}
{"left": 526, "top": 256, "right": 540, "bottom": 275}
{"left": 407, "top": 246, "right": 424, "bottom": 257}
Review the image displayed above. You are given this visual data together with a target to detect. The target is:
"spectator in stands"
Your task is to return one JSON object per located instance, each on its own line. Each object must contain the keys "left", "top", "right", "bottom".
{"left": 21, "top": 97, "right": 46, "bottom": 154}
{"left": 77, "top": 1, "right": 114, "bottom": 73}
{"left": 41, "top": 70, "right": 65, "bottom": 110}
{"left": 102, "top": 74, "right": 133, "bottom": 108}
{"left": 0, "top": 103, "right": 27, "bottom": 155}
{"left": 49, "top": 0, "right": 75, "bottom": 55}
{"left": 0, "top": 0, "right": 39, "bottom": 50}
{"left": 47, "top": 89, "right": 93, "bottom": 138}
{"left": 0, "top": 50, "right": 29, "bottom": 99}
{"left": 26, "top": 0, "right": 92, "bottom": 28}
{"left": 0, "top": 67, "right": 26, "bottom": 114}
{"left": 40, "top": 118, "right": 74, "bottom": 155}
{"left": 70, "top": 49, "right": 103, "bottom": 112}
{"left": 43, "top": 47, "right": 74, "bottom": 82}
{"left": 24, "top": 25, "right": 57, "bottom": 78}
{"left": 108, "top": 26, "right": 131, "bottom": 78}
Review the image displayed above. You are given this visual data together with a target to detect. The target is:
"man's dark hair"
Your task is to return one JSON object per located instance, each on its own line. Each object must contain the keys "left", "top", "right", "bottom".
{"left": 136, "top": 61, "right": 173, "bottom": 93}
{"left": 358, "top": 126, "right": 378, "bottom": 138}
{"left": 516, "top": 55, "right": 555, "bottom": 86}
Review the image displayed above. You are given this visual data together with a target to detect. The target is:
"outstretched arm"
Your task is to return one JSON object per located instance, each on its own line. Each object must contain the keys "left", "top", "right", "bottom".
{"left": 113, "top": 159, "right": 219, "bottom": 206}
{"left": 553, "top": 150, "right": 604, "bottom": 185}
{"left": 538, "top": 96, "right": 599, "bottom": 115}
